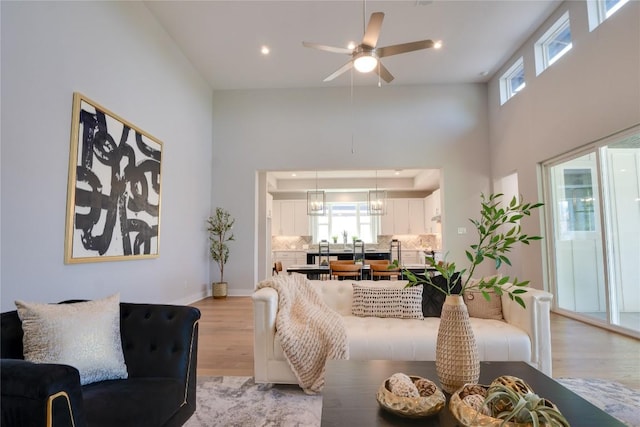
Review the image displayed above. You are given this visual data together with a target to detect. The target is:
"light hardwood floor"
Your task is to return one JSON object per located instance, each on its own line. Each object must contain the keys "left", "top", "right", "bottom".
{"left": 191, "top": 297, "right": 640, "bottom": 390}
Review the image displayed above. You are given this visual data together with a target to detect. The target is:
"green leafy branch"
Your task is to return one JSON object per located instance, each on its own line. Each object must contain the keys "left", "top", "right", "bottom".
{"left": 401, "top": 193, "right": 543, "bottom": 308}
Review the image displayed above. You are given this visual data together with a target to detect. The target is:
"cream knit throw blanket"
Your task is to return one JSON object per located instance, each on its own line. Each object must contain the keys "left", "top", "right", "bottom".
{"left": 258, "top": 274, "right": 348, "bottom": 394}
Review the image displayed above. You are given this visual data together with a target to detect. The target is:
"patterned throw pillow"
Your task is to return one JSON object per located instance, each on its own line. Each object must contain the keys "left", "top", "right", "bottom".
{"left": 351, "top": 284, "right": 424, "bottom": 319}
{"left": 15, "top": 293, "right": 128, "bottom": 385}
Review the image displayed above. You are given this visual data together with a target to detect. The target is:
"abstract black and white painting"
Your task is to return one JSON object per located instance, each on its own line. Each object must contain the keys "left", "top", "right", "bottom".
{"left": 65, "top": 93, "right": 163, "bottom": 263}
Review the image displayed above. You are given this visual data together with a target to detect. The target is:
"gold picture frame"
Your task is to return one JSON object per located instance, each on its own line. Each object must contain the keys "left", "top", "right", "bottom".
{"left": 64, "top": 92, "right": 163, "bottom": 263}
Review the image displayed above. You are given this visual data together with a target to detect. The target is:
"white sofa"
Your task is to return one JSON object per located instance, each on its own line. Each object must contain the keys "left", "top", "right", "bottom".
{"left": 252, "top": 280, "right": 553, "bottom": 385}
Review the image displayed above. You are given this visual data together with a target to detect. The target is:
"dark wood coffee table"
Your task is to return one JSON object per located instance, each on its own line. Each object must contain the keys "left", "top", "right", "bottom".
{"left": 321, "top": 360, "right": 625, "bottom": 426}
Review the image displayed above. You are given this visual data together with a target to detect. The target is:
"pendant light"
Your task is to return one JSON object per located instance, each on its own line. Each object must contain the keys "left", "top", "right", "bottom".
{"left": 368, "top": 170, "right": 387, "bottom": 215}
{"left": 307, "top": 171, "right": 326, "bottom": 216}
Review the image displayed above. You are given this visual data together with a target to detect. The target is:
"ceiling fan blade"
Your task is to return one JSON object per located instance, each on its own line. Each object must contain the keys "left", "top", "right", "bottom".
{"left": 323, "top": 61, "right": 354, "bottom": 82}
{"left": 362, "top": 12, "right": 384, "bottom": 48}
{"left": 377, "top": 40, "right": 435, "bottom": 58}
{"left": 302, "top": 41, "right": 352, "bottom": 55}
{"left": 374, "top": 61, "right": 394, "bottom": 83}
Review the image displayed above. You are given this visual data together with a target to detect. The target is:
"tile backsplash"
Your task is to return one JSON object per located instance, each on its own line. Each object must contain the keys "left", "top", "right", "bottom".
{"left": 271, "top": 236, "right": 313, "bottom": 250}
{"left": 271, "top": 234, "right": 441, "bottom": 251}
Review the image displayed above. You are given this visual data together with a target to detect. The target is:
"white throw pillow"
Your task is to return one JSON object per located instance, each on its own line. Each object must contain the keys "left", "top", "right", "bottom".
{"left": 15, "top": 293, "right": 128, "bottom": 385}
{"left": 351, "top": 284, "right": 423, "bottom": 319}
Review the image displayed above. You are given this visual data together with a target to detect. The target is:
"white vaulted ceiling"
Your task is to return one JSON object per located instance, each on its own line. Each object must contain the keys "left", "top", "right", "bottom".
{"left": 144, "top": 0, "right": 561, "bottom": 91}
{"left": 143, "top": 1, "right": 561, "bottom": 194}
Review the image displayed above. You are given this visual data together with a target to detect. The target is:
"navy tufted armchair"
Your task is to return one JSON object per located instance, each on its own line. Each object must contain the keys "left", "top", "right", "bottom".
{"left": 1, "top": 302, "right": 201, "bottom": 427}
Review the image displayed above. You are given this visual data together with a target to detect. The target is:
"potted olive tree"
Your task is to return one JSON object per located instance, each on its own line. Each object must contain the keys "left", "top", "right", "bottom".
{"left": 207, "top": 207, "right": 235, "bottom": 299}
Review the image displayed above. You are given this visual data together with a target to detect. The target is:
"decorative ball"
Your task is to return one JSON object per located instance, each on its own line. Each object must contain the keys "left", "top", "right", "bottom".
{"left": 490, "top": 375, "right": 534, "bottom": 395}
{"left": 387, "top": 373, "right": 420, "bottom": 397}
{"left": 488, "top": 375, "right": 535, "bottom": 413}
{"left": 458, "top": 384, "right": 488, "bottom": 399}
{"left": 414, "top": 378, "right": 437, "bottom": 397}
{"left": 462, "top": 394, "right": 492, "bottom": 416}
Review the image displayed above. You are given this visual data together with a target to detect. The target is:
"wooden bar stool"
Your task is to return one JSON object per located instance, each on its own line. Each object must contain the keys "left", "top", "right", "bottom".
{"left": 369, "top": 260, "right": 401, "bottom": 280}
{"left": 330, "top": 261, "right": 362, "bottom": 280}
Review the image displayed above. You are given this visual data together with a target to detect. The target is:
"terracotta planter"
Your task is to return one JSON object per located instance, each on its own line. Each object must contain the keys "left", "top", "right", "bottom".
{"left": 436, "top": 295, "right": 480, "bottom": 393}
{"left": 212, "top": 282, "right": 228, "bottom": 299}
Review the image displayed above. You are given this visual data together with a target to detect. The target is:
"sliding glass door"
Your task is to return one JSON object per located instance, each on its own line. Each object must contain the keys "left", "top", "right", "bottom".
{"left": 549, "top": 154, "right": 607, "bottom": 319}
{"left": 544, "top": 129, "right": 640, "bottom": 336}
{"left": 602, "top": 137, "right": 640, "bottom": 332}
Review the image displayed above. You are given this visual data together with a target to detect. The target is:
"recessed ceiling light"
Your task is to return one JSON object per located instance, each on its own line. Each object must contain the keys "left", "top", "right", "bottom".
{"left": 433, "top": 40, "right": 443, "bottom": 49}
{"left": 291, "top": 173, "right": 297, "bottom": 177}
{"left": 261, "top": 46, "right": 270, "bottom": 55}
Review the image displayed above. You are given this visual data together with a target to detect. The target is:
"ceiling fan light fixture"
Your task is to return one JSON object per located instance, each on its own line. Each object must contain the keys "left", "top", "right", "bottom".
{"left": 354, "top": 54, "right": 378, "bottom": 73}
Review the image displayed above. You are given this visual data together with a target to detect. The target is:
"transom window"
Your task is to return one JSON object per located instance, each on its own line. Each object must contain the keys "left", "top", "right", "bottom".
{"left": 535, "top": 11, "right": 572, "bottom": 76}
{"left": 587, "top": 0, "right": 630, "bottom": 31}
{"left": 499, "top": 57, "right": 525, "bottom": 105}
{"left": 312, "top": 202, "right": 379, "bottom": 244}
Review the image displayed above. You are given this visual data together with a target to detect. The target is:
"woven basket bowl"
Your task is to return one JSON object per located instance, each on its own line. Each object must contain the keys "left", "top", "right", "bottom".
{"left": 450, "top": 384, "right": 548, "bottom": 427}
{"left": 376, "top": 376, "right": 445, "bottom": 418}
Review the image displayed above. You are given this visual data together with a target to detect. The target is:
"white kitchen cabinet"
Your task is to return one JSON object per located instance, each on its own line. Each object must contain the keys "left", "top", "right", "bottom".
{"left": 293, "top": 200, "right": 309, "bottom": 235}
{"left": 380, "top": 200, "right": 395, "bottom": 235}
{"left": 380, "top": 199, "right": 425, "bottom": 235}
{"left": 279, "top": 201, "right": 296, "bottom": 235}
{"left": 271, "top": 200, "right": 309, "bottom": 236}
{"left": 266, "top": 193, "right": 273, "bottom": 219}
{"left": 271, "top": 199, "right": 281, "bottom": 235}
{"left": 392, "top": 199, "right": 410, "bottom": 234}
{"left": 424, "top": 189, "right": 442, "bottom": 233}
{"left": 408, "top": 199, "right": 426, "bottom": 234}
{"left": 424, "top": 196, "right": 433, "bottom": 231}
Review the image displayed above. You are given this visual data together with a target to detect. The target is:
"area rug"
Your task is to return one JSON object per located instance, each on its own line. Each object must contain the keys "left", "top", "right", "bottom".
{"left": 184, "top": 376, "right": 640, "bottom": 427}
{"left": 184, "top": 377, "right": 321, "bottom": 427}
{"left": 556, "top": 378, "right": 640, "bottom": 427}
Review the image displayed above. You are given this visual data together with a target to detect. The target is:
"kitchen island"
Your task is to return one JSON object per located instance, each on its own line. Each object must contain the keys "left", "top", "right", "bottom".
{"left": 305, "top": 249, "right": 390, "bottom": 264}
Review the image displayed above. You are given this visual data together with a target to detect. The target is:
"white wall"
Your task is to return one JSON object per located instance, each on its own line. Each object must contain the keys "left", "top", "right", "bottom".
{"left": 493, "top": 172, "right": 521, "bottom": 280}
{"left": 0, "top": 1, "right": 213, "bottom": 311}
{"left": 488, "top": 1, "right": 640, "bottom": 290}
{"left": 212, "top": 84, "right": 493, "bottom": 295}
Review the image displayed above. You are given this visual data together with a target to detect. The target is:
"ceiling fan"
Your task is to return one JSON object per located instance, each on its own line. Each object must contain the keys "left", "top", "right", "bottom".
{"left": 303, "top": 11, "right": 440, "bottom": 84}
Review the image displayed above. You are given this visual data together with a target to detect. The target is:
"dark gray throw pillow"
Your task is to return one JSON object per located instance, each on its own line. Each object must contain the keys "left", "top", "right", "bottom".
{"left": 420, "top": 273, "right": 462, "bottom": 317}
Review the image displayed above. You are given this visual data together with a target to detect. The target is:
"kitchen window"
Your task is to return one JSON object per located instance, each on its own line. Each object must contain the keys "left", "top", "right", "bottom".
{"left": 311, "top": 202, "right": 380, "bottom": 244}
